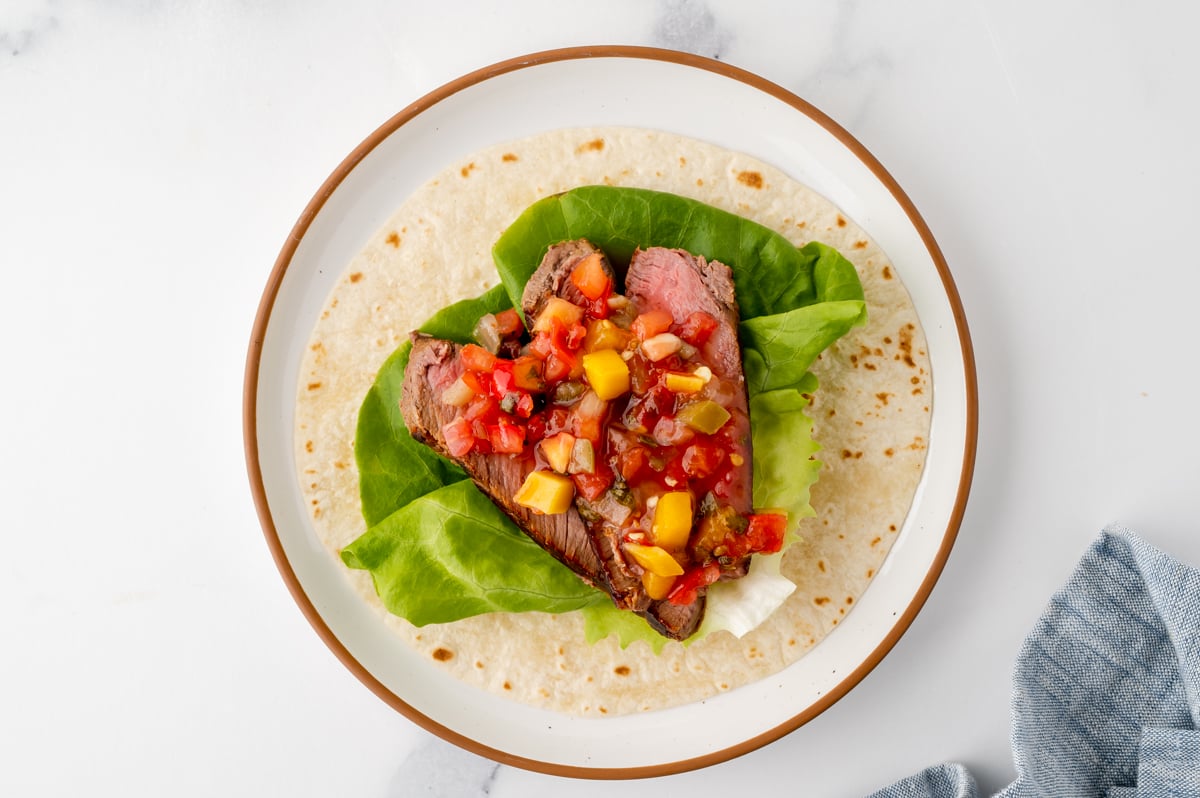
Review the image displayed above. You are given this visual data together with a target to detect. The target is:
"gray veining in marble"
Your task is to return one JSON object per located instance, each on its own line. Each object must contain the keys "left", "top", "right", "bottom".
{"left": 389, "top": 737, "right": 501, "bottom": 797}
{"left": 651, "top": 0, "right": 732, "bottom": 60}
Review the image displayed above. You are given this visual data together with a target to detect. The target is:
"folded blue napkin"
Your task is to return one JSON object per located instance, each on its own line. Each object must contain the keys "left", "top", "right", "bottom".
{"left": 870, "top": 526, "right": 1200, "bottom": 798}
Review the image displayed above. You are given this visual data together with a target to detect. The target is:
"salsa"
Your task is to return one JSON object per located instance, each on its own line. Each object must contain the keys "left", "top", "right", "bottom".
{"left": 436, "top": 253, "right": 785, "bottom": 605}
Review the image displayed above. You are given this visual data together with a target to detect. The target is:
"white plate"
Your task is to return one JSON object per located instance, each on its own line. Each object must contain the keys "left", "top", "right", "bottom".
{"left": 245, "top": 46, "right": 976, "bottom": 777}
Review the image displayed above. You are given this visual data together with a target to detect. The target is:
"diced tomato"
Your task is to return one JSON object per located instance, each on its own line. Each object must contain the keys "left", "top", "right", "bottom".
{"left": 463, "top": 394, "right": 499, "bottom": 424}
{"left": 677, "top": 311, "right": 719, "bottom": 346}
{"left": 681, "top": 441, "right": 724, "bottom": 479}
{"left": 565, "top": 322, "right": 587, "bottom": 351}
{"left": 494, "top": 308, "right": 524, "bottom": 337}
{"left": 570, "top": 253, "right": 612, "bottom": 301}
{"left": 441, "top": 417, "right": 475, "bottom": 457}
{"left": 632, "top": 310, "right": 674, "bottom": 341}
{"left": 458, "top": 370, "right": 485, "bottom": 395}
{"left": 511, "top": 356, "right": 545, "bottom": 392}
{"left": 525, "top": 411, "right": 547, "bottom": 442}
{"left": 572, "top": 466, "right": 614, "bottom": 501}
{"left": 543, "top": 352, "right": 572, "bottom": 383}
{"left": 514, "top": 392, "right": 535, "bottom": 419}
{"left": 488, "top": 419, "right": 526, "bottom": 454}
{"left": 667, "top": 562, "right": 721, "bottom": 605}
{"left": 491, "top": 361, "right": 516, "bottom": 396}
{"left": 461, "top": 343, "right": 498, "bottom": 373}
{"left": 745, "top": 513, "right": 787, "bottom": 554}
{"left": 618, "top": 445, "right": 649, "bottom": 481}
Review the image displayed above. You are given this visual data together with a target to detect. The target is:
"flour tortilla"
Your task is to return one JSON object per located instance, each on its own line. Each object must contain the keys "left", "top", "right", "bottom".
{"left": 294, "top": 127, "right": 931, "bottom": 716}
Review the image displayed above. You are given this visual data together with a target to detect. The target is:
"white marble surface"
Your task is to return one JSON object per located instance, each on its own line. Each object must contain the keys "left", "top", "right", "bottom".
{"left": 4, "top": 1, "right": 1200, "bottom": 795}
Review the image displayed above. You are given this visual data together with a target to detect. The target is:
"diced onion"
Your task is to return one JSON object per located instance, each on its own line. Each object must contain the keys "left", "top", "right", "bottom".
{"left": 568, "top": 438, "right": 595, "bottom": 474}
{"left": 472, "top": 313, "right": 502, "bottom": 354}
{"left": 440, "top": 376, "right": 474, "bottom": 406}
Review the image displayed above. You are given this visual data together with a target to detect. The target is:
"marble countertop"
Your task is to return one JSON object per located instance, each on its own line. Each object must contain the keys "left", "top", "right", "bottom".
{"left": 5, "top": 1, "right": 1199, "bottom": 795}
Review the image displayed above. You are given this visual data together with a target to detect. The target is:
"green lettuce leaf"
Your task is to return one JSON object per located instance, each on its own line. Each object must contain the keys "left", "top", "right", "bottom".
{"left": 740, "top": 301, "right": 867, "bottom": 394}
{"left": 492, "top": 185, "right": 864, "bottom": 319}
{"left": 342, "top": 481, "right": 606, "bottom": 625}
{"left": 344, "top": 186, "right": 866, "bottom": 641}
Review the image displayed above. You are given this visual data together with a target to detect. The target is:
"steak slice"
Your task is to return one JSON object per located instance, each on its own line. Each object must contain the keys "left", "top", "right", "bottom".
{"left": 522, "top": 241, "right": 649, "bottom": 613}
{"left": 625, "top": 247, "right": 754, "bottom": 578}
{"left": 401, "top": 334, "right": 608, "bottom": 588}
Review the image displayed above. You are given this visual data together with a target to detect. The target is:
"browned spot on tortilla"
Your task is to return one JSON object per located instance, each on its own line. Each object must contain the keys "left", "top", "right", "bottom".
{"left": 577, "top": 138, "right": 605, "bottom": 153}
{"left": 736, "top": 170, "right": 764, "bottom": 189}
{"left": 898, "top": 325, "right": 917, "bottom": 367}
{"left": 911, "top": 376, "right": 921, "bottom": 385}
{"left": 827, "top": 408, "right": 836, "bottom": 417}
{"left": 312, "top": 507, "right": 321, "bottom": 518}
{"left": 720, "top": 683, "right": 729, "bottom": 690}
{"left": 384, "top": 232, "right": 400, "bottom": 248}
{"left": 883, "top": 336, "right": 893, "bottom": 344}
{"left": 871, "top": 536, "right": 882, "bottom": 547}
{"left": 885, "top": 447, "right": 895, "bottom": 457}
{"left": 846, "top": 596, "right": 854, "bottom": 605}
{"left": 817, "top": 560, "right": 826, "bottom": 572}
{"left": 882, "top": 265, "right": 894, "bottom": 279}
{"left": 614, "top": 666, "right": 630, "bottom": 676}
{"left": 876, "top": 392, "right": 892, "bottom": 406}
{"left": 460, "top": 162, "right": 477, "bottom": 177}
{"left": 475, "top": 661, "right": 484, "bottom": 669}
{"left": 912, "top": 387, "right": 924, "bottom": 395}
{"left": 832, "top": 618, "right": 839, "bottom": 625}
{"left": 599, "top": 706, "right": 608, "bottom": 714}
{"left": 503, "top": 681, "right": 512, "bottom": 690}
{"left": 863, "top": 363, "right": 877, "bottom": 371}
{"left": 349, "top": 272, "right": 363, "bottom": 283}
{"left": 557, "top": 646, "right": 564, "bottom": 655}
{"left": 306, "top": 382, "right": 322, "bottom": 391}
{"left": 890, "top": 524, "right": 897, "bottom": 532}
{"left": 305, "top": 440, "right": 313, "bottom": 453}
{"left": 814, "top": 596, "right": 831, "bottom": 606}
{"left": 320, "top": 311, "right": 329, "bottom": 320}
{"left": 853, "top": 240, "right": 868, "bottom": 249}
{"left": 867, "top": 568, "right": 875, "bottom": 578}
{"left": 839, "top": 607, "right": 845, "bottom": 615}
{"left": 334, "top": 461, "right": 347, "bottom": 470}
{"left": 501, "top": 152, "right": 518, "bottom": 162}
{"left": 789, "top": 638, "right": 796, "bottom": 646}
{"left": 330, "top": 298, "right": 338, "bottom": 309}
{"left": 432, "top": 647, "right": 454, "bottom": 662}
{"left": 696, "top": 178, "right": 704, "bottom": 186}
{"left": 836, "top": 215, "right": 847, "bottom": 227}
{"left": 841, "top": 449, "right": 853, "bottom": 459}
{"left": 679, "top": 156, "right": 686, "bottom": 166}
{"left": 796, "top": 220, "right": 807, "bottom": 229}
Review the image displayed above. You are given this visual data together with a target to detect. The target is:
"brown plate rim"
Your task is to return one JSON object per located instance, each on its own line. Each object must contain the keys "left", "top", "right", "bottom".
{"left": 243, "top": 44, "right": 978, "bottom": 780}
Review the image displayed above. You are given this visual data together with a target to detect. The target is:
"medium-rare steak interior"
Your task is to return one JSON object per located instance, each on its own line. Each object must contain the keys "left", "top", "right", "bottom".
{"left": 400, "top": 239, "right": 788, "bottom": 640}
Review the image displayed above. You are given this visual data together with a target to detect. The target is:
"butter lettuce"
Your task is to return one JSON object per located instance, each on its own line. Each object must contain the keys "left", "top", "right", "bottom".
{"left": 342, "top": 186, "right": 866, "bottom": 644}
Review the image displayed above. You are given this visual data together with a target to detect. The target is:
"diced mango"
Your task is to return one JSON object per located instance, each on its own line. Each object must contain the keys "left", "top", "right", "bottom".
{"left": 539, "top": 432, "right": 575, "bottom": 474}
{"left": 664, "top": 371, "right": 706, "bottom": 393}
{"left": 642, "top": 570, "right": 677, "bottom": 600}
{"left": 653, "top": 491, "right": 693, "bottom": 550}
{"left": 514, "top": 470, "right": 575, "bottom": 514}
{"left": 676, "top": 400, "right": 731, "bottom": 434}
{"left": 583, "top": 319, "right": 632, "bottom": 353}
{"left": 582, "top": 348, "right": 631, "bottom": 401}
{"left": 624, "top": 543, "right": 685, "bottom": 577}
{"left": 532, "top": 297, "right": 584, "bottom": 333}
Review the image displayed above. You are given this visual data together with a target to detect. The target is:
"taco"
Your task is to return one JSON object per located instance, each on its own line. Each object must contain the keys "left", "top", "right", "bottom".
{"left": 294, "top": 127, "right": 931, "bottom": 715}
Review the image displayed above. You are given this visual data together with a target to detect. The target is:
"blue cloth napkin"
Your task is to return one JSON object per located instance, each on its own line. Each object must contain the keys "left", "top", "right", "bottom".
{"left": 870, "top": 526, "right": 1200, "bottom": 798}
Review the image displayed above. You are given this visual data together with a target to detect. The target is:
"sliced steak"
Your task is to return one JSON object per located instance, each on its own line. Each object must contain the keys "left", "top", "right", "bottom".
{"left": 401, "top": 334, "right": 608, "bottom": 588}
{"left": 626, "top": 247, "right": 754, "bottom": 577}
